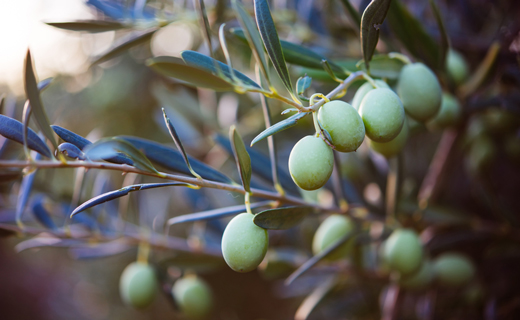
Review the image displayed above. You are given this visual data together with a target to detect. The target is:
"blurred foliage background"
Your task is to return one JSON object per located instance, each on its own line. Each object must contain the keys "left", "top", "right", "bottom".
{"left": 1, "top": 0, "right": 520, "bottom": 319}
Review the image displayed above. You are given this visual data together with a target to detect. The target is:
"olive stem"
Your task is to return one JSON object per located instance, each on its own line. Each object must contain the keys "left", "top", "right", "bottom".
{"left": 245, "top": 192, "right": 252, "bottom": 215}
{"left": 385, "top": 157, "right": 400, "bottom": 226}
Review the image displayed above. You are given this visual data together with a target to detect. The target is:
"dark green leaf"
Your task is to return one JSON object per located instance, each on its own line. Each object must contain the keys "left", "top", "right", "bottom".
{"left": 386, "top": 0, "right": 440, "bottom": 70}
{"left": 429, "top": 0, "right": 449, "bottom": 69}
{"left": 321, "top": 59, "right": 343, "bottom": 82}
{"left": 356, "top": 54, "right": 406, "bottom": 79}
{"left": 230, "top": 126, "right": 252, "bottom": 192}
{"left": 147, "top": 56, "right": 234, "bottom": 91}
{"left": 253, "top": 206, "right": 313, "bottom": 230}
{"left": 338, "top": 0, "right": 361, "bottom": 28}
{"left": 84, "top": 137, "right": 158, "bottom": 173}
{"left": 92, "top": 28, "right": 158, "bottom": 65}
{"left": 120, "top": 136, "right": 233, "bottom": 183}
{"left": 31, "top": 197, "right": 57, "bottom": 230}
{"left": 195, "top": 0, "right": 214, "bottom": 57}
{"left": 71, "top": 182, "right": 186, "bottom": 217}
{"left": 24, "top": 50, "right": 58, "bottom": 149}
{"left": 182, "top": 50, "right": 261, "bottom": 89}
{"left": 15, "top": 153, "right": 43, "bottom": 226}
{"left": 360, "top": 0, "right": 392, "bottom": 70}
{"left": 0, "top": 115, "right": 52, "bottom": 157}
{"left": 251, "top": 112, "right": 308, "bottom": 146}
{"left": 232, "top": 0, "right": 270, "bottom": 82}
{"left": 44, "top": 20, "right": 125, "bottom": 33}
{"left": 296, "top": 76, "right": 312, "bottom": 98}
{"left": 167, "top": 201, "right": 271, "bottom": 225}
{"left": 254, "top": 0, "right": 293, "bottom": 93}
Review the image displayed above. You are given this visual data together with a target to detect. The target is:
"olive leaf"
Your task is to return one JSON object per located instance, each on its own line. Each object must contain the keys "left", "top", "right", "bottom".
{"left": 250, "top": 112, "right": 308, "bottom": 146}
{"left": 44, "top": 20, "right": 125, "bottom": 33}
{"left": 296, "top": 76, "right": 312, "bottom": 101}
{"left": 429, "top": 0, "right": 449, "bottom": 69}
{"left": 71, "top": 182, "right": 188, "bottom": 217}
{"left": 230, "top": 126, "right": 252, "bottom": 192}
{"left": 254, "top": 0, "right": 293, "bottom": 94}
{"left": 92, "top": 28, "right": 158, "bottom": 65}
{"left": 360, "top": 0, "right": 392, "bottom": 70}
{"left": 84, "top": 137, "right": 158, "bottom": 173}
{"left": 31, "top": 196, "right": 58, "bottom": 230}
{"left": 356, "top": 54, "right": 406, "bottom": 79}
{"left": 339, "top": 0, "right": 361, "bottom": 28}
{"left": 253, "top": 206, "right": 314, "bottom": 230}
{"left": 195, "top": 0, "right": 214, "bottom": 57}
{"left": 0, "top": 115, "right": 52, "bottom": 157}
{"left": 232, "top": 0, "right": 270, "bottom": 83}
{"left": 24, "top": 50, "right": 58, "bottom": 150}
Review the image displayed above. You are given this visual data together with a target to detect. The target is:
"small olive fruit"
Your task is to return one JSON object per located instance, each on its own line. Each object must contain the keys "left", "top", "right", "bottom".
{"left": 427, "top": 93, "right": 461, "bottom": 130}
{"left": 221, "top": 213, "right": 268, "bottom": 273}
{"left": 397, "top": 63, "right": 442, "bottom": 122}
{"left": 317, "top": 100, "right": 365, "bottom": 152}
{"left": 445, "top": 49, "right": 469, "bottom": 85}
{"left": 119, "top": 262, "right": 158, "bottom": 308}
{"left": 399, "top": 260, "right": 434, "bottom": 290}
{"left": 312, "top": 214, "right": 355, "bottom": 261}
{"left": 289, "top": 135, "right": 334, "bottom": 190}
{"left": 172, "top": 276, "right": 213, "bottom": 320}
{"left": 383, "top": 229, "right": 423, "bottom": 275}
{"left": 359, "top": 88, "right": 405, "bottom": 143}
{"left": 433, "top": 252, "right": 475, "bottom": 286}
{"left": 369, "top": 117, "right": 409, "bottom": 158}
{"left": 352, "top": 80, "right": 390, "bottom": 111}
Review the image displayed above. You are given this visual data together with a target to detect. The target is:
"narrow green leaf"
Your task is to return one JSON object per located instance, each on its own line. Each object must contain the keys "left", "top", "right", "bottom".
{"left": 429, "top": 0, "right": 449, "bottom": 69}
{"left": 147, "top": 56, "right": 234, "bottom": 91}
{"left": 459, "top": 42, "right": 500, "bottom": 98}
{"left": 195, "top": 0, "right": 214, "bottom": 57}
{"left": 356, "top": 54, "right": 406, "bottom": 79}
{"left": 386, "top": 0, "right": 440, "bottom": 70}
{"left": 92, "top": 28, "right": 158, "bottom": 65}
{"left": 44, "top": 20, "right": 125, "bottom": 33}
{"left": 254, "top": 0, "right": 293, "bottom": 93}
{"left": 24, "top": 50, "right": 58, "bottom": 149}
{"left": 232, "top": 0, "right": 270, "bottom": 83}
{"left": 338, "top": 0, "right": 361, "bottom": 28}
{"left": 181, "top": 50, "right": 261, "bottom": 88}
{"left": 360, "top": 0, "right": 392, "bottom": 70}
{"left": 162, "top": 109, "right": 200, "bottom": 178}
{"left": 0, "top": 115, "right": 52, "bottom": 157}
{"left": 250, "top": 112, "right": 308, "bottom": 146}
{"left": 84, "top": 137, "right": 158, "bottom": 173}
{"left": 253, "top": 206, "right": 313, "bottom": 230}
{"left": 230, "top": 126, "right": 252, "bottom": 192}
{"left": 296, "top": 76, "right": 312, "bottom": 97}
{"left": 321, "top": 59, "right": 343, "bottom": 82}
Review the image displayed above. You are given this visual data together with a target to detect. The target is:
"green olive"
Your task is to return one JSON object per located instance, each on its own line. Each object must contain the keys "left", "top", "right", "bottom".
{"left": 399, "top": 260, "right": 434, "bottom": 290}
{"left": 312, "top": 214, "right": 355, "bottom": 261}
{"left": 359, "top": 88, "right": 405, "bottom": 143}
{"left": 427, "top": 93, "right": 462, "bottom": 130}
{"left": 221, "top": 213, "right": 268, "bottom": 273}
{"left": 172, "top": 276, "right": 213, "bottom": 320}
{"left": 397, "top": 63, "right": 442, "bottom": 122}
{"left": 289, "top": 135, "right": 334, "bottom": 190}
{"left": 445, "top": 49, "right": 469, "bottom": 85}
{"left": 352, "top": 80, "right": 390, "bottom": 111}
{"left": 317, "top": 100, "right": 365, "bottom": 152}
{"left": 369, "top": 116, "right": 409, "bottom": 158}
{"left": 119, "top": 262, "right": 158, "bottom": 308}
{"left": 383, "top": 229, "right": 423, "bottom": 275}
{"left": 433, "top": 252, "right": 475, "bottom": 286}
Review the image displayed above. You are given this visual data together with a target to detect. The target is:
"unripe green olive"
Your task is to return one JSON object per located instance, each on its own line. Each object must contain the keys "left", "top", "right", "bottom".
{"left": 289, "top": 135, "right": 334, "bottom": 190}
{"left": 397, "top": 63, "right": 442, "bottom": 122}
{"left": 383, "top": 229, "right": 423, "bottom": 275}
{"left": 172, "top": 276, "right": 213, "bottom": 320}
{"left": 312, "top": 214, "right": 355, "bottom": 261}
{"left": 317, "top": 100, "right": 365, "bottom": 152}
{"left": 399, "top": 260, "right": 434, "bottom": 290}
{"left": 433, "top": 252, "right": 475, "bottom": 286}
{"left": 369, "top": 117, "right": 409, "bottom": 158}
{"left": 352, "top": 80, "right": 390, "bottom": 111}
{"left": 359, "top": 88, "right": 405, "bottom": 143}
{"left": 221, "top": 213, "right": 268, "bottom": 273}
{"left": 119, "top": 262, "right": 158, "bottom": 308}
{"left": 446, "top": 49, "right": 469, "bottom": 85}
{"left": 427, "top": 93, "right": 462, "bottom": 130}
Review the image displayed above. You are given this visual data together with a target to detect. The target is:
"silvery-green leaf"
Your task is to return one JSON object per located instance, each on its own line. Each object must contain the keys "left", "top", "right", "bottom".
{"left": 92, "top": 28, "right": 158, "bottom": 65}
{"left": 253, "top": 206, "right": 313, "bottom": 230}
{"left": 251, "top": 112, "right": 308, "bottom": 146}
{"left": 0, "top": 115, "right": 52, "bottom": 157}
{"left": 230, "top": 126, "right": 252, "bottom": 192}
{"left": 360, "top": 0, "right": 392, "bottom": 70}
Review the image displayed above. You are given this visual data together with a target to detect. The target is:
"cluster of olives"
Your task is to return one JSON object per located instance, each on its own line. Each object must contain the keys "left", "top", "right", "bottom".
{"left": 119, "top": 262, "right": 214, "bottom": 319}
{"left": 381, "top": 229, "right": 477, "bottom": 290}
{"left": 289, "top": 62, "right": 444, "bottom": 191}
